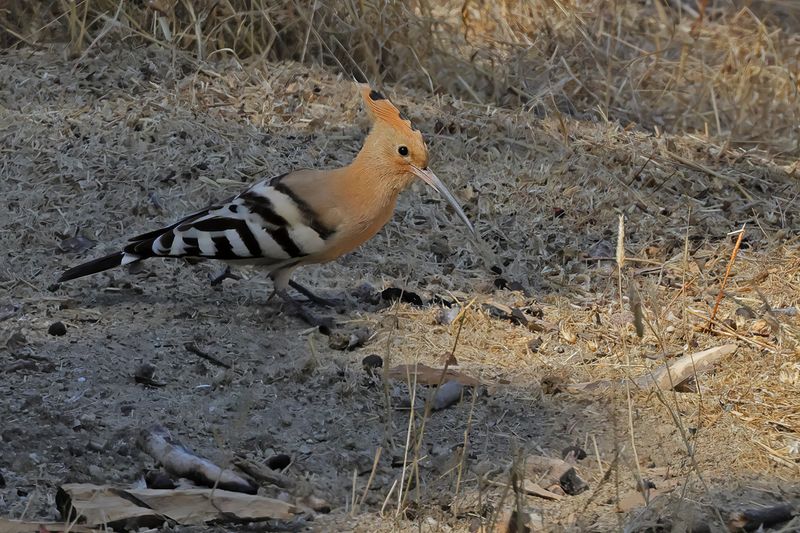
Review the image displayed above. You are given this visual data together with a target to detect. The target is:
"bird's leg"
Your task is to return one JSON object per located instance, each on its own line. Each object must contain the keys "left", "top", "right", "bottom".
{"left": 275, "top": 289, "right": 334, "bottom": 335}
{"left": 288, "top": 279, "right": 344, "bottom": 308}
{"left": 209, "top": 265, "right": 241, "bottom": 286}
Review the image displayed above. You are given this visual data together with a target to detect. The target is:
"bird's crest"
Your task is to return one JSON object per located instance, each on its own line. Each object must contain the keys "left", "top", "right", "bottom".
{"left": 359, "top": 84, "right": 419, "bottom": 135}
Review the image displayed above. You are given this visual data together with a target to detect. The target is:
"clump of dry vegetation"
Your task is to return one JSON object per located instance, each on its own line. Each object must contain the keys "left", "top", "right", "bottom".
{"left": 3, "top": 0, "right": 799, "bottom": 154}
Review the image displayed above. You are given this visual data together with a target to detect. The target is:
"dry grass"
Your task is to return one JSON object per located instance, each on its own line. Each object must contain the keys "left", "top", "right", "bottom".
{"left": 1, "top": 1, "right": 799, "bottom": 532}
{"left": 3, "top": 1, "right": 800, "bottom": 155}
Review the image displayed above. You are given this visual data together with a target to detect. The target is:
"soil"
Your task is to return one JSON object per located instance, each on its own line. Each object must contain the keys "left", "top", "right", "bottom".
{"left": 1, "top": 44, "right": 798, "bottom": 532}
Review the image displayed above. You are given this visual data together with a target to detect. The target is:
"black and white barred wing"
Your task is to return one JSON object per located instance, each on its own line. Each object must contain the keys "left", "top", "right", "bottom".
{"left": 58, "top": 174, "right": 337, "bottom": 282}
{"left": 126, "top": 177, "right": 334, "bottom": 263}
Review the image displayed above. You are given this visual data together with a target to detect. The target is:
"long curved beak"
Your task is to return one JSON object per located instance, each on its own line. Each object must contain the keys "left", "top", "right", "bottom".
{"left": 411, "top": 166, "right": 476, "bottom": 238}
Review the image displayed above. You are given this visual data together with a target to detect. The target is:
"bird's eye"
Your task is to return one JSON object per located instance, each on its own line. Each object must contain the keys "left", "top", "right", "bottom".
{"left": 398, "top": 146, "right": 409, "bottom": 157}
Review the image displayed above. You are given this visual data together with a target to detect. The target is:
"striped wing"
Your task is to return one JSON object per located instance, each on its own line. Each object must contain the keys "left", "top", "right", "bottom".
{"left": 123, "top": 173, "right": 336, "bottom": 265}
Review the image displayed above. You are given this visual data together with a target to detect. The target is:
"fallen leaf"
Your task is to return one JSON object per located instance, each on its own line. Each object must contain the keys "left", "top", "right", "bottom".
{"left": 56, "top": 484, "right": 299, "bottom": 528}
{"left": 520, "top": 479, "right": 564, "bottom": 500}
{"left": 387, "top": 363, "right": 481, "bottom": 386}
{"left": 0, "top": 519, "right": 98, "bottom": 533}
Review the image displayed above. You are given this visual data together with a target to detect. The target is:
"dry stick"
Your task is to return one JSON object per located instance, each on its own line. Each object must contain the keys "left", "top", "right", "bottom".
{"left": 486, "top": 443, "right": 522, "bottom": 533}
{"left": 380, "top": 478, "right": 398, "bottom": 517}
{"left": 591, "top": 434, "right": 603, "bottom": 478}
{"left": 349, "top": 467, "right": 358, "bottom": 516}
{"left": 395, "top": 343, "right": 419, "bottom": 516}
{"left": 615, "top": 215, "right": 645, "bottom": 507}
{"left": 381, "top": 299, "right": 403, "bottom": 451}
{"left": 688, "top": 308, "right": 776, "bottom": 352}
{"left": 184, "top": 341, "right": 232, "bottom": 369}
{"left": 70, "top": 0, "right": 124, "bottom": 73}
{"left": 299, "top": 0, "right": 317, "bottom": 64}
{"left": 356, "top": 446, "right": 383, "bottom": 511}
{"left": 452, "top": 384, "right": 479, "bottom": 510}
{"left": 398, "top": 310, "right": 469, "bottom": 515}
{"left": 707, "top": 226, "right": 746, "bottom": 328}
{"left": 682, "top": 207, "right": 692, "bottom": 346}
{"left": 626, "top": 218, "right": 727, "bottom": 528}
{"left": 638, "top": 332, "right": 728, "bottom": 529}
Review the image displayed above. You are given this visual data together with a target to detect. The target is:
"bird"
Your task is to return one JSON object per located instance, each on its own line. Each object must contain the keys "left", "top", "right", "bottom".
{"left": 58, "top": 83, "right": 476, "bottom": 329}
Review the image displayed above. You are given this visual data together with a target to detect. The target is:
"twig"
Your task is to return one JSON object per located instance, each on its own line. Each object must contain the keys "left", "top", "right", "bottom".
{"left": 232, "top": 456, "right": 295, "bottom": 489}
{"left": 185, "top": 341, "right": 232, "bottom": 369}
{"left": 568, "top": 344, "right": 738, "bottom": 393}
{"left": 707, "top": 226, "right": 745, "bottom": 328}
{"left": 355, "top": 446, "right": 382, "bottom": 512}
{"left": 138, "top": 424, "right": 257, "bottom": 494}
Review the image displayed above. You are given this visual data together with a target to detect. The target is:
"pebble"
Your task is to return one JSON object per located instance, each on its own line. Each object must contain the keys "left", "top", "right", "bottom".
{"left": 145, "top": 470, "right": 176, "bottom": 489}
{"left": 436, "top": 306, "right": 460, "bottom": 325}
{"left": 267, "top": 454, "right": 291, "bottom": 471}
{"left": 431, "top": 380, "right": 464, "bottom": 411}
{"left": 48, "top": 321, "right": 67, "bottom": 336}
{"left": 562, "top": 445, "right": 587, "bottom": 460}
{"left": 87, "top": 464, "right": 105, "bottom": 480}
{"left": 86, "top": 439, "right": 106, "bottom": 453}
{"left": 362, "top": 354, "right": 383, "bottom": 373}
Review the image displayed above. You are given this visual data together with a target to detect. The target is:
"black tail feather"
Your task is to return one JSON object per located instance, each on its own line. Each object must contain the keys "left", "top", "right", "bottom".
{"left": 58, "top": 252, "right": 130, "bottom": 282}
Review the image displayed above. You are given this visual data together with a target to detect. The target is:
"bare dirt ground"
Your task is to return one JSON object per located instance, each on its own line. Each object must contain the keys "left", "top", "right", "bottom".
{"left": 1, "top": 43, "right": 799, "bottom": 532}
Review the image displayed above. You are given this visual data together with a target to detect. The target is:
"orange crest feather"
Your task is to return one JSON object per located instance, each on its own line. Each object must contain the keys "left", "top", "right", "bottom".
{"left": 358, "top": 84, "right": 418, "bottom": 134}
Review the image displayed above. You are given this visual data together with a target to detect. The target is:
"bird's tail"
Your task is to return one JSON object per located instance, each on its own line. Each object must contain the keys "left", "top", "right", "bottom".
{"left": 58, "top": 251, "right": 139, "bottom": 282}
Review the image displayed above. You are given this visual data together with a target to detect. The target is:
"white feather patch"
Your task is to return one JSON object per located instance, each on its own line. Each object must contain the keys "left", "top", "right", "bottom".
{"left": 121, "top": 252, "right": 140, "bottom": 265}
{"left": 224, "top": 228, "right": 250, "bottom": 257}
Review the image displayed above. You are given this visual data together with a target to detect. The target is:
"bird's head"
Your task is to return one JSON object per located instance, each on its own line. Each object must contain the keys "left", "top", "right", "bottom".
{"left": 357, "top": 84, "right": 475, "bottom": 237}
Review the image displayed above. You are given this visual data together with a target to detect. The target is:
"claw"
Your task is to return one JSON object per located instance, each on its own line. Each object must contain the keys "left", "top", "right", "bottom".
{"left": 276, "top": 289, "right": 335, "bottom": 334}
{"left": 288, "top": 280, "right": 345, "bottom": 309}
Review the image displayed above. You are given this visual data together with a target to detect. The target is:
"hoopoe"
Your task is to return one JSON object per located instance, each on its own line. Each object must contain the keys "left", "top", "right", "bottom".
{"left": 58, "top": 84, "right": 476, "bottom": 329}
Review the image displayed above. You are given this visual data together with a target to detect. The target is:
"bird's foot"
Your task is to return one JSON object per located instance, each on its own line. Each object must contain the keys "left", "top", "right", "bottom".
{"left": 209, "top": 265, "right": 241, "bottom": 286}
{"left": 276, "top": 289, "right": 335, "bottom": 335}
{"left": 288, "top": 280, "right": 345, "bottom": 309}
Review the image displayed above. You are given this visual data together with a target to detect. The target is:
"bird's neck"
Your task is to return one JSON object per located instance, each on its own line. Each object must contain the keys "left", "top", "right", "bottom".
{"left": 340, "top": 151, "right": 408, "bottom": 207}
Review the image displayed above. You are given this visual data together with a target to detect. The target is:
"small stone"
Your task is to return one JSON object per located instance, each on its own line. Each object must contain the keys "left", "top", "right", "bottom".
{"left": 735, "top": 307, "right": 756, "bottom": 319}
{"left": 145, "top": 470, "right": 176, "bottom": 489}
{"left": 362, "top": 354, "right": 383, "bottom": 373}
{"left": 527, "top": 337, "right": 543, "bottom": 352}
{"left": 328, "top": 328, "right": 370, "bottom": 351}
{"left": 267, "top": 454, "right": 291, "bottom": 471}
{"left": 134, "top": 362, "right": 164, "bottom": 386}
{"left": 751, "top": 319, "right": 772, "bottom": 337}
{"left": 328, "top": 332, "right": 349, "bottom": 350}
{"left": 436, "top": 306, "right": 460, "bottom": 325}
{"left": 48, "top": 321, "right": 67, "bottom": 336}
{"left": 559, "top": 466, "right": 589, "bottom": 495}
{"left": 352, "top": 282, "right": 380, "bottom": 305}
{"left": 79, "top": 413, "right": 97, "bottom": 429}
{"left": 430, "top": 380, "right": 464, "bottom": 411}
{"left": 562, "top": 445, "right": 587, "bottom": 461}
{"left": 300, "top": 494, "right": 331, "bottom": 514}
{"left": 135, "top": 362, "right": 156, "bottom": 381}
{"left": 86, "top": 440, "right": 106, "bottom": 453}
{"left": 87, "top": 464, "right": 105, "bottom": 480}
